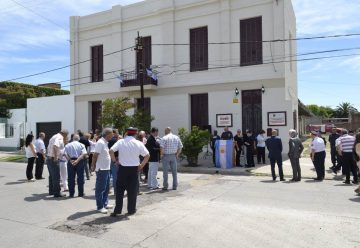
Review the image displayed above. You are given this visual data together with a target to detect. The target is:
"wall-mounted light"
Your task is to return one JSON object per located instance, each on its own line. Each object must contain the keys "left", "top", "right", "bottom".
{"left": 261, "top": 85, "right": 265, "bottom": 94}
{"left": 234, "top": 88, "right": 239, "bottom": 96}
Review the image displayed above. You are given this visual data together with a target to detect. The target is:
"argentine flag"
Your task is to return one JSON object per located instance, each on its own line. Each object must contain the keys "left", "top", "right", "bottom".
{"left": 215, "top": 140, "right": 233, "bottom": 169}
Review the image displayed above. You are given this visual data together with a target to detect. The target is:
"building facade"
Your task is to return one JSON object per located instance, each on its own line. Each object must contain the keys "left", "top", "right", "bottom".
{"left": 70, "top": 0, "right": 297, "bottom": 152}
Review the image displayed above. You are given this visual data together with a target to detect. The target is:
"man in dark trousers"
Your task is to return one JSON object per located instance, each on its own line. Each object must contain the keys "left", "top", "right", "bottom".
{"left": 244, "top": 130, "right": 255, "bottom": 167}
{"left": 234, "top": 129, "right": 244, "bottom": 167}
{"left": 210, "top": 130, "right": 220, "bottom": 166}
{"left": 328, "top": 128, "right": 340, "bottom": 169}
{"left": 78, "top": 130, "right": 91, "bottom": 180}
{"left": 266, "top": 130, "right": 285, "bottom": 181}
{"left": 110, "top": 127, "right": 150, "bottom": 216}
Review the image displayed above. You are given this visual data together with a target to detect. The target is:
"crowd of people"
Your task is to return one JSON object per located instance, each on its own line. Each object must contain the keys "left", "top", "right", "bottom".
{"left": 24, "top": 126, "right": 183, "bottom": 216}
{"left": 22, "top": 125, "right": 360, "bottom": 215}
{"left": 210, "top": 127, "right": 360, "bottom": 193}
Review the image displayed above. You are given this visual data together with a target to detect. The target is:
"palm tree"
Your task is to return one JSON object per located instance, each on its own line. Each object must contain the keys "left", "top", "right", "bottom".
{"left": 335, "top": 102, "right": 358, "bottom": 118}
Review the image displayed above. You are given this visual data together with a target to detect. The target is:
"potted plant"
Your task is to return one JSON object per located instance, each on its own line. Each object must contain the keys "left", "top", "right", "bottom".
{"left": 178, "top": 126, "right": 211, "bottom": 167}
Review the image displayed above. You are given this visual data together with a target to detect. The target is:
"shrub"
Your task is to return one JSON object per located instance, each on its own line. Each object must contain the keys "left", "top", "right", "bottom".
{"left": 178, "top": 126, "right": 210, "bottom": 166}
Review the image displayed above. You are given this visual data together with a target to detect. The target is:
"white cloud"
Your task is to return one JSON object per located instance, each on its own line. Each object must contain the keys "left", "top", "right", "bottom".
{"left": 339, "top": 55, "right": 360, "bottom": 70}
{"left": 293, "top": 0, "right": 360, "bottom": 35}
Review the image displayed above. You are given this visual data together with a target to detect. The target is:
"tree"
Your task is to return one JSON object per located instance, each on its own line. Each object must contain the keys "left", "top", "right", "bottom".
{"left": 98, "top": 97, "right": 134, "bottom": 133}
{"left": 306, "top": 104, "right": 334, "bottom": 118}
{"left": 130, "top": 109, "right": 154, "bottom": 133}
{"left": 334, "top": 102, "right": 358, "bottom": 118}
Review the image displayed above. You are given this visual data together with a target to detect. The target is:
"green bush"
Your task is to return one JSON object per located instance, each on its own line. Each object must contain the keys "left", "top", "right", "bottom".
{"left": 178, "top": 126, "right": 211, "bottom": 167}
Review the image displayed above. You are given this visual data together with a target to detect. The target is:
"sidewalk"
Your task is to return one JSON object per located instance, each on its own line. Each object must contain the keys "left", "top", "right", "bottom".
{"left": 168, "top": 152, "right": 341, "bottom": 180}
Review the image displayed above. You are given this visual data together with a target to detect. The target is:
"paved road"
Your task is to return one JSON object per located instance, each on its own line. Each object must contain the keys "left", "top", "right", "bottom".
{"left": 0, "top": 161, "right": 359, "bottom": 248}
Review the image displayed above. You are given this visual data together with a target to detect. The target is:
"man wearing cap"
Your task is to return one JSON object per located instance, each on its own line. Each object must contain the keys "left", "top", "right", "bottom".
{"left": 338, "top": 129, "right": 358, "bottom": 184}
{"left": 265, "top": 130, "right": 285, "bottom": 181}
{"left": 110, "top": 127, "right": 150, "bottom": 216}
{"left": 310, "top": 131, "right": 326, "bottom": 181}
{"left": 47, "top": 129, "right": 69, "bottom": 197}
{"left": 91, "top": 128, "right": 114, "bottom": 214}
{"left": 34, "top": 132, "right": 46, "bottom": 180}
{"left": 160, "top": 127, "right": 183, "bottom": 191}
{"left": 64, "top": 134, "right": 88, "bottom": 197}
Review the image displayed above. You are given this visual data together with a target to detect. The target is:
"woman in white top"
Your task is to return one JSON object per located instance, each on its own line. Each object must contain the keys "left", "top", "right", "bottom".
{"left": 256, "top": 130, "right": 266, "bottom": 164}
{"left": 25, "top": 134, "right": 38, "bottom": 181}
{"left": 59, "top": 136, "right": 69, "bottom": 191}
{"left": 353, "top": 133, "right": 360, "bottom": 195}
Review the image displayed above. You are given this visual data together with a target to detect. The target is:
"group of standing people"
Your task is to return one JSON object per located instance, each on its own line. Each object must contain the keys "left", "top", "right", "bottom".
{"left": 24, "top": 126, "right": 183, "bottom": 216}
{"left": 210, "top": 127, "right": 266, "bottom": 168}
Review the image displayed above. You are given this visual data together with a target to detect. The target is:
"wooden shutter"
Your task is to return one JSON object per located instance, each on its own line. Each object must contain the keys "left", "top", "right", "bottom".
{"left": 91, "top": 46, "right": 98, "bottom": 82}
{"left": 143, "top": 36, "right": 152, "bottom": 69}
{"left": 91, "top": 45, "right": 103, "bottom": 82}
{"left": 98, "top": 45, "right": 103, "bottom": 81}
{"left": 190, "top": 27, "right": 208, "bottom": 72}
{"left": 242, "top": 90, "right": 262, "bottom": 134}
{"left": 91, "top": 101, "right": 102, "bottom": 131}
{"left": 191, "top": 94, "right": 209, "bottom": 129}
{"left": 240, "top": 17, "right": 262, "bottom": 66}
{"left": 136, "top": 98, "right": 151, "bottom": 116}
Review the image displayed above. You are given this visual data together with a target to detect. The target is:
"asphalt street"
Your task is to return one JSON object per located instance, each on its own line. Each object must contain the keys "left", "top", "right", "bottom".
{"left": 0, "top": 161, "right": 359, "bottom": 248}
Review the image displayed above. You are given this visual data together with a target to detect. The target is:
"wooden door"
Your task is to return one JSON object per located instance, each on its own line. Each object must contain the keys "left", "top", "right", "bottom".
{"left": 242, "top": 90, "right": 262, "bottom": 134}
{"left": 191, "top": 94, "right": 209, "bottom": 129}
{"left": 91, "top": 101, "right": 102, "bottom": 132}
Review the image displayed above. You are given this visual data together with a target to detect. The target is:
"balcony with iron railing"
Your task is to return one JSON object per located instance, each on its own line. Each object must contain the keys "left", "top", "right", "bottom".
{"left": 121, "top": 71, "right": 158, "bottom": 88}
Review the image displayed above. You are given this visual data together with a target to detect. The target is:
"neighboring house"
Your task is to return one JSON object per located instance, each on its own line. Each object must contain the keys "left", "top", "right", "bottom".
{"left": 0, "top": 109, "right": 26, "bottom": 151}
{"left": 0, "top": 95, "right": 75, "bottom": 151}
{"left": 70, "top": 0, "right": 297, "bottom": 153}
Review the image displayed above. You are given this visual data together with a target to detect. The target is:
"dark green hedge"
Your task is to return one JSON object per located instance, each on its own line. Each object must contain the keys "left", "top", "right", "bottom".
{"left": 0, "top": 82, "right": 70, "bottom": 117}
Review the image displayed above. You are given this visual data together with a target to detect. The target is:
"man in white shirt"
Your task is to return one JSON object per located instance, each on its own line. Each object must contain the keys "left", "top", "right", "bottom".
{"left": 109, "top": 127, "right": 150, "bottom": 217}
{"left": 47, "top": 129, "right": 68, "bottom": 198}
{"left": 310, "top": 131, "right": 326, "bottom": 181}
{"left": 34, "top": 132, "right": 46, "bottom": 180}
{"left": 91, "top": 128, "right": 114, "bottom": 214}
{"left": 64, "top": 134, "right": 88, "bottom": 197}
{"left": 160, "top": 127, "right": 183, "bottom": 190}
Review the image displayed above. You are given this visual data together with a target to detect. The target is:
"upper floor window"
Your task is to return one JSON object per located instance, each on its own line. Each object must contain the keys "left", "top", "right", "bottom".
{"left": 190, "top": 26, "right": 208, "bottom": 72}
{"left": 240, "top": 17, "right": 263, "bottom": 66}
{"left": 91, "top": 45, "right": 103, "bottom": 82}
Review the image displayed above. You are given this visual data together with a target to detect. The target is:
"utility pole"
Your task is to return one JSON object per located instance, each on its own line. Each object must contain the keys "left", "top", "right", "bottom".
{"left": 135, "top": 32, "right": 145, "bottom": 112}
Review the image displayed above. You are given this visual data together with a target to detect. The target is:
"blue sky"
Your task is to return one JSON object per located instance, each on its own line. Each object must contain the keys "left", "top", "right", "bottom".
{"left": 0, "top": 0, "right": 359, "bottom": 109}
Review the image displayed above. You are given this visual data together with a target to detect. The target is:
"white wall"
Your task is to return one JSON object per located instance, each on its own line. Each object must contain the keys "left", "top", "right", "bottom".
{"left": 27, "top": 95, "right": 75, "bottom": 135}
{"left": 70, "top": 0, "right": 295, "bottom": 97}
{"left": 151, "top": 94, "right": 190, "bottom": 135}
{"left": 8, "top": 109, "right": 26, "bottom": 125}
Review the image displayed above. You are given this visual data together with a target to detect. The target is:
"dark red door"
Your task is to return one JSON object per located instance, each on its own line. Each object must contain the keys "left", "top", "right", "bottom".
{"left": 91, "top": 101, "right": 102, "bottom": 132}
{"left": 242, "top": 90, "right": 262, "bottom": 134}
{"left": 191, "top": 94, "right": 209, "bottom": 129}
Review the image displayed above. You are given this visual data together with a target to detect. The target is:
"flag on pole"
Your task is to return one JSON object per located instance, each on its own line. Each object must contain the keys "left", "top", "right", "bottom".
{"left": 115, "top": 73, "right": 124, "bottom": 86}
{"left": 146, "top": 68, "right": 158, "bottom": 81}
{"left": 215, "top": 140, "right": 233, "bottom": 169}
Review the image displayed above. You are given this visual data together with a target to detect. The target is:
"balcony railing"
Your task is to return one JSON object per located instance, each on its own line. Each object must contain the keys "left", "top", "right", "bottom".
{"left": 121, "top": 71, "right": 158, "bottom": 88}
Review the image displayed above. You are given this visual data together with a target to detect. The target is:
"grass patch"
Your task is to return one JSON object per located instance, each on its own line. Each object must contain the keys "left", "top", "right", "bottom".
{"left": 0, "top": 155, "right": 26, "bottom": 162}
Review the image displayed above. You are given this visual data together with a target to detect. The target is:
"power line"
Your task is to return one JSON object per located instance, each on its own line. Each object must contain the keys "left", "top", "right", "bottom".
{"left": 2, "top": 34, "right": 360, "bottom": 83}
{"left": 54, "top": 47, "right": 360, "bottom": 85}
{"left": 60, "top": 52, "right": 360, "bottom": 89}
{"left": 152, "top": 33, "right": 360, "bottom": 46}
{"left": 0, "top": 46, "right": 135, "bottom": 83}
{"left": 10, "top": 0, "right": 68, "bottom": 33}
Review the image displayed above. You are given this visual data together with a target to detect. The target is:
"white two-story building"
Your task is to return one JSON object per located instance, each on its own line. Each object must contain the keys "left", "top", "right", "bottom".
{"left": 70, "top": 0, "right": 297, "bottom": 150}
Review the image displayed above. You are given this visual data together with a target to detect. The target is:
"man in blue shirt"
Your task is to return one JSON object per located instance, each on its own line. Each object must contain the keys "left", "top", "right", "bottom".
{"left": 64, "top": 134, "right": 88, "bottom": 197}
{"left": 265, "top": 130, "right": 285, "bottom": 181}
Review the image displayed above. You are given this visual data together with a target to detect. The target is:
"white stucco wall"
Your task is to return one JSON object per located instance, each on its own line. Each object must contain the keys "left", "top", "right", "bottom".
{"left": 8, "top": 109, "right": 26, "bottom": 125}
{"left": 27, "top": 95, "right": 75, "bottom": 135}
{"left": 151, "top": 94, "right": 190, "bottom": 135}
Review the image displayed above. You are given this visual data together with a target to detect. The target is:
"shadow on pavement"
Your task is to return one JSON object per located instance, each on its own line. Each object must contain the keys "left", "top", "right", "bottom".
{"left": 24, "top": 193, "right": 71, "bottom": 202}
{"left": 334, "top": 184, "right": 354, "bottom": 187}
{"left": 259, "top": 180, "right": 276, "bottom": 183}
{"left": 67, "top": 210, "right": 99, "bottom": 220}
{"left": 5, "top": 179, "right": 28, "bottom": 185}
{"left": 304, "top": 179, "right": 321, "bottom": 183}
{"left": 349, "top": 197, "right": 360, "bottom": 203}
{"left": 83, "top": 215, "right": 129, "bottom": 225}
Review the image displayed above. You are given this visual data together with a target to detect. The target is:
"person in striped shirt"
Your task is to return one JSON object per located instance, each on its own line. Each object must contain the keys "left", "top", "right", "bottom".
{"left": 338, "top": 129, "right": 358, "bottom": 185}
